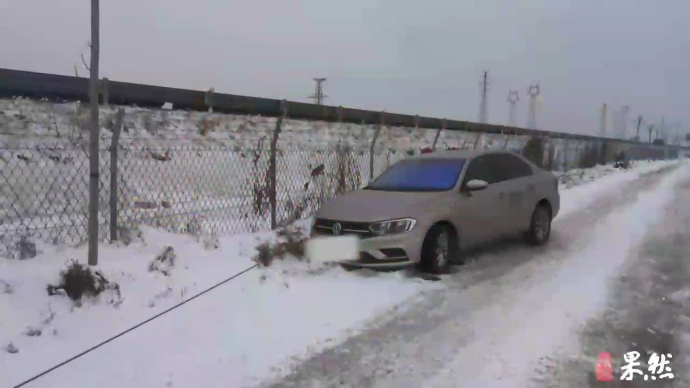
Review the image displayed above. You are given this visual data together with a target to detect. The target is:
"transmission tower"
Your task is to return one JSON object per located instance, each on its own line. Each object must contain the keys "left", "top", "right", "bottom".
{"left": 599, "top": 103, "right": 608, "bottom": 137}
{"left": 478, "top": 71, "right": 489, "bottom": 123}
{"left": 507, "top": 90, "right": 519, "bottom": 126}
{"left": 309, "top": 78, "right": 327, "bottom": 105}
{"left": 527, "top": 83, "right": 540, "bottom": 129}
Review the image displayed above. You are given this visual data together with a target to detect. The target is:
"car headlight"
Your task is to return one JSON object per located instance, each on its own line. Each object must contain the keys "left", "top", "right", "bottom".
{"left": 369, "top": 218, "right": 417, "bottom": 236}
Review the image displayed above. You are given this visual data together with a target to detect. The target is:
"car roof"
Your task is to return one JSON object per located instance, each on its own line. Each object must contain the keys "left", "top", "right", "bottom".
{"left": 409, "top": 149, "right": 518, "bottom": 161}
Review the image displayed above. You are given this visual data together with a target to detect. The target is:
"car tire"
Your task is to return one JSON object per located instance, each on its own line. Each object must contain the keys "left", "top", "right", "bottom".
{"left": 420, "top": 224, "right": 454, "bottom": 274}
{"left": 526, "top": 204, "right": 551, "bottom": 246}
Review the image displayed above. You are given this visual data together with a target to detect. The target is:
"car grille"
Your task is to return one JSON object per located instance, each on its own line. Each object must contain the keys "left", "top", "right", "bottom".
{"left": 312, "top": 218, "right": 373, "bottom": 239}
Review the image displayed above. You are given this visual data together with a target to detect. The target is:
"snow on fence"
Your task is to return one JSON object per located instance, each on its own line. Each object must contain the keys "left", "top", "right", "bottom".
{"left": 0, "top": 98, "right": 681, "bottom": 258}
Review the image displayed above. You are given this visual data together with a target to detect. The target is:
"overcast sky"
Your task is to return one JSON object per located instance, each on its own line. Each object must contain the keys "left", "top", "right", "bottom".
{"left": 1, "top": 0, "right": 688, "bottom": 136}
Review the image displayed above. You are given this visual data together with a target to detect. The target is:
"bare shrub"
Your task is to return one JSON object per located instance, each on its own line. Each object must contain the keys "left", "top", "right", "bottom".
{"left": 118, "top": 225, "right": 144, "bottom": 246}
{"left": 47, "top": 261, "right": 120, "bottom": 302}
{"left": 0, "top": 280, "right": 12, "bottom": 294}
{"left": 16, "top": 235, "right": 38, "bottom": 260}
{"left": 149, "top": 246, "right": 176, "bottom": 276}
{"left": 24, "top": 327, "right": 42, "bottom": 337}
{"left": 334, "top": 142, "right": 361, "bottom": 195}
{"left": 4, "top": 342, "right": 18, "bottom": 354}
{"left": 615, "top": 150, "right": 631, "bottom": 169}
{"left": 249, "top": 136, "right": 271, "bottom": 219}
{"left": 253, "top": 226, "right": 308, "bottom": 267}
{"left": 198, "top": 116, "right": 218, "bottom": 136}
{"left": 149, "top": 149, "right": 171, "bottom": 162}
{"left": 184, "top": 218, "right": 204, "bottom": 236}
{"left": 522, "top": 137, "right": 546, "bottom": 167}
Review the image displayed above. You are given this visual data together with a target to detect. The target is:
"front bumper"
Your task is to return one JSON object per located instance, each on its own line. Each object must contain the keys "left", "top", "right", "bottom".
{"left": 340, "top": 258, "right": 417, "bottom": 270}
{"left": 311, "top": 225, "right": 423, "bottom": 270}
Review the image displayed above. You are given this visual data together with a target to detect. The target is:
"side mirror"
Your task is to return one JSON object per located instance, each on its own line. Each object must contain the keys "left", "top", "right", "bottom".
{"left": 466, "top": 179, "right": 489, "bottom": 191}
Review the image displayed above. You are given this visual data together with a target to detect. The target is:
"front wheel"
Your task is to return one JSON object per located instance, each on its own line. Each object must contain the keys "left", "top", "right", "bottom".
{"left": 420, "top": 224, "right": 454, "bottom": 274}
{"left": 526, "top": 204, "right": 551, "bottom": 245}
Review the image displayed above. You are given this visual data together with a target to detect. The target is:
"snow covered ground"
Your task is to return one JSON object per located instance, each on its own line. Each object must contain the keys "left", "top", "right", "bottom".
{"left": 557, "top": 159, "right": 680, "bottom": 216}
{"left": 0, "top": 159, "right": 682, "bottom": 388}
{"left": 0, "top": 225, "right": 438, "bottom": 388}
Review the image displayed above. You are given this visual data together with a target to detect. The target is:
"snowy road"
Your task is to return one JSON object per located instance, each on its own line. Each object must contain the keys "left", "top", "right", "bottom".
{"left": 260, "top": 162, "right": 690, "bottom": 388}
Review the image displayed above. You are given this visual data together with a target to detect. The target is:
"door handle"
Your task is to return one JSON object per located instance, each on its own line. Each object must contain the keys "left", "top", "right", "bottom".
{"left": 498, "top": 192, "right": 505, "bottom": 199}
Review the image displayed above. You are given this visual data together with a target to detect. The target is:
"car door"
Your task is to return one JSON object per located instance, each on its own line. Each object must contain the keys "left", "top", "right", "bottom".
{"left": 454, "top": 155, "right": 503, "bottom": 249}
{"left": 486, "top": 153, "right": 536, "bottom": 233}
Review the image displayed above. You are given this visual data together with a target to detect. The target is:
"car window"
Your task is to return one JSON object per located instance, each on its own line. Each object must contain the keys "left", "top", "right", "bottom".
{"left": 462, "top": 156, "right": 494, "bottom": 185}
{"left": 487, "top": 153, "right": 533, "bottom": 183}
{"left": 366, "top": 158, "right": 466, "bottom": 192}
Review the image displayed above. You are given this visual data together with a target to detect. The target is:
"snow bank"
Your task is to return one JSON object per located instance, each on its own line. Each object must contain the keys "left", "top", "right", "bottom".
{"left": 558, "top": 159, "right": 680, "bottom": 217}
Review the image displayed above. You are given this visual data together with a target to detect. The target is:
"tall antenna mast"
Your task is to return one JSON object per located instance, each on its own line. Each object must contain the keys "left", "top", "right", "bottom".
{"left": 620, "top": 105, "right": 630, "bottom": 139}
{"left": 478, "top": 71, "right": 489, "bottom": 123}
{"left": 507, "top": 90, "right": 519, "bottom": 126}
{"left": 309, "top": 78, "right": 327, "bottom": 105}
{"left": 527, "top": 83, "right": 540, "bottom": 129}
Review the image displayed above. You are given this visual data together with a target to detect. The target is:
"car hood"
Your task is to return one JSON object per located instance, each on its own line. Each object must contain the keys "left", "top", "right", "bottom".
{"left": 315, "top": 189, "right": 446, "bottom": 223}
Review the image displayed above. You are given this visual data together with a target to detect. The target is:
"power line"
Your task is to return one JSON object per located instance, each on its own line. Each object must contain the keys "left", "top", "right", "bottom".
{"left": 12, "top": 264, "right": 259, "bottom": 388}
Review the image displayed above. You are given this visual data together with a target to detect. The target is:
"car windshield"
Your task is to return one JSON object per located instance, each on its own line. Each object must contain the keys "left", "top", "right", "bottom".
{"left": 365, "top": 158, "right": 466, "bottom": 192}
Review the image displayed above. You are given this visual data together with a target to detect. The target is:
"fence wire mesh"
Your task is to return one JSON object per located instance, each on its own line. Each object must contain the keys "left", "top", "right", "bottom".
{"left": 1, "top": 142, "right": 111, "bottom": 258}
{"left": 0, "top": 127, "right": 681, "bottom": 259}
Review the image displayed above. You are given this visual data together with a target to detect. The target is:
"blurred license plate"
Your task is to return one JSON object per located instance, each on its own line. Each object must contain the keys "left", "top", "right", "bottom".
{"left": 306, "top": 235, "right": 360, "bottom": 264}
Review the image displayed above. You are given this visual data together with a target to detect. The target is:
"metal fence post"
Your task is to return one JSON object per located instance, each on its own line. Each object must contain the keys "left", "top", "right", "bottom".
{"left": 369, "top": 111, "right": 384, "bottom": 180}
{"left": 432, "top": 118, "right": 445, "bottom": 151}
{"left": 473, "top": 132, "right": 483, "bottom": 149}
{"left": 205, "top": 88, "right": 215, "bottom": 113}
{"left": 502, "top": 133, "right": 512, "bottom": 149}
{"left": 269, "top": 100, "right": 287, "bottom": 230}
{"left": 562, "top": 139, "right": 569, "bottom": 171}
{"left": 109, "top": 108, "right": 124, "bottom": 242}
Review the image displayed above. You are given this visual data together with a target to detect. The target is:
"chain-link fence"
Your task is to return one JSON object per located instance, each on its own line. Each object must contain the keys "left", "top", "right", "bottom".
{"left": 0, "top": 107, "right": 681, "bottom": 259}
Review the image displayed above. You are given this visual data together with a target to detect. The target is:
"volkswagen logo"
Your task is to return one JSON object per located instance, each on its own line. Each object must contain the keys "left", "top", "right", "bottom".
{"left": 332, "top": 222, "right": 342, "bottom": 236}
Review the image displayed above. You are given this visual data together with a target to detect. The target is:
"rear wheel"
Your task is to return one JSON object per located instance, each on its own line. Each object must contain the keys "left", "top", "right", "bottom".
{"left": 526, "top": 204, "right": 551, "bottom": 245}
{"left": 420, "top": 224, "right": 454, "bottom": 274}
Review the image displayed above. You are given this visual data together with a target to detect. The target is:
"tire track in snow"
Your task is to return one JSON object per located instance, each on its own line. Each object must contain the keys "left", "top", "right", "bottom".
{"left": 534, "top": 172, "right": 690, "bottom": 387}
{"left": 259, "top": 164, "right": 682, "bottom": 388}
